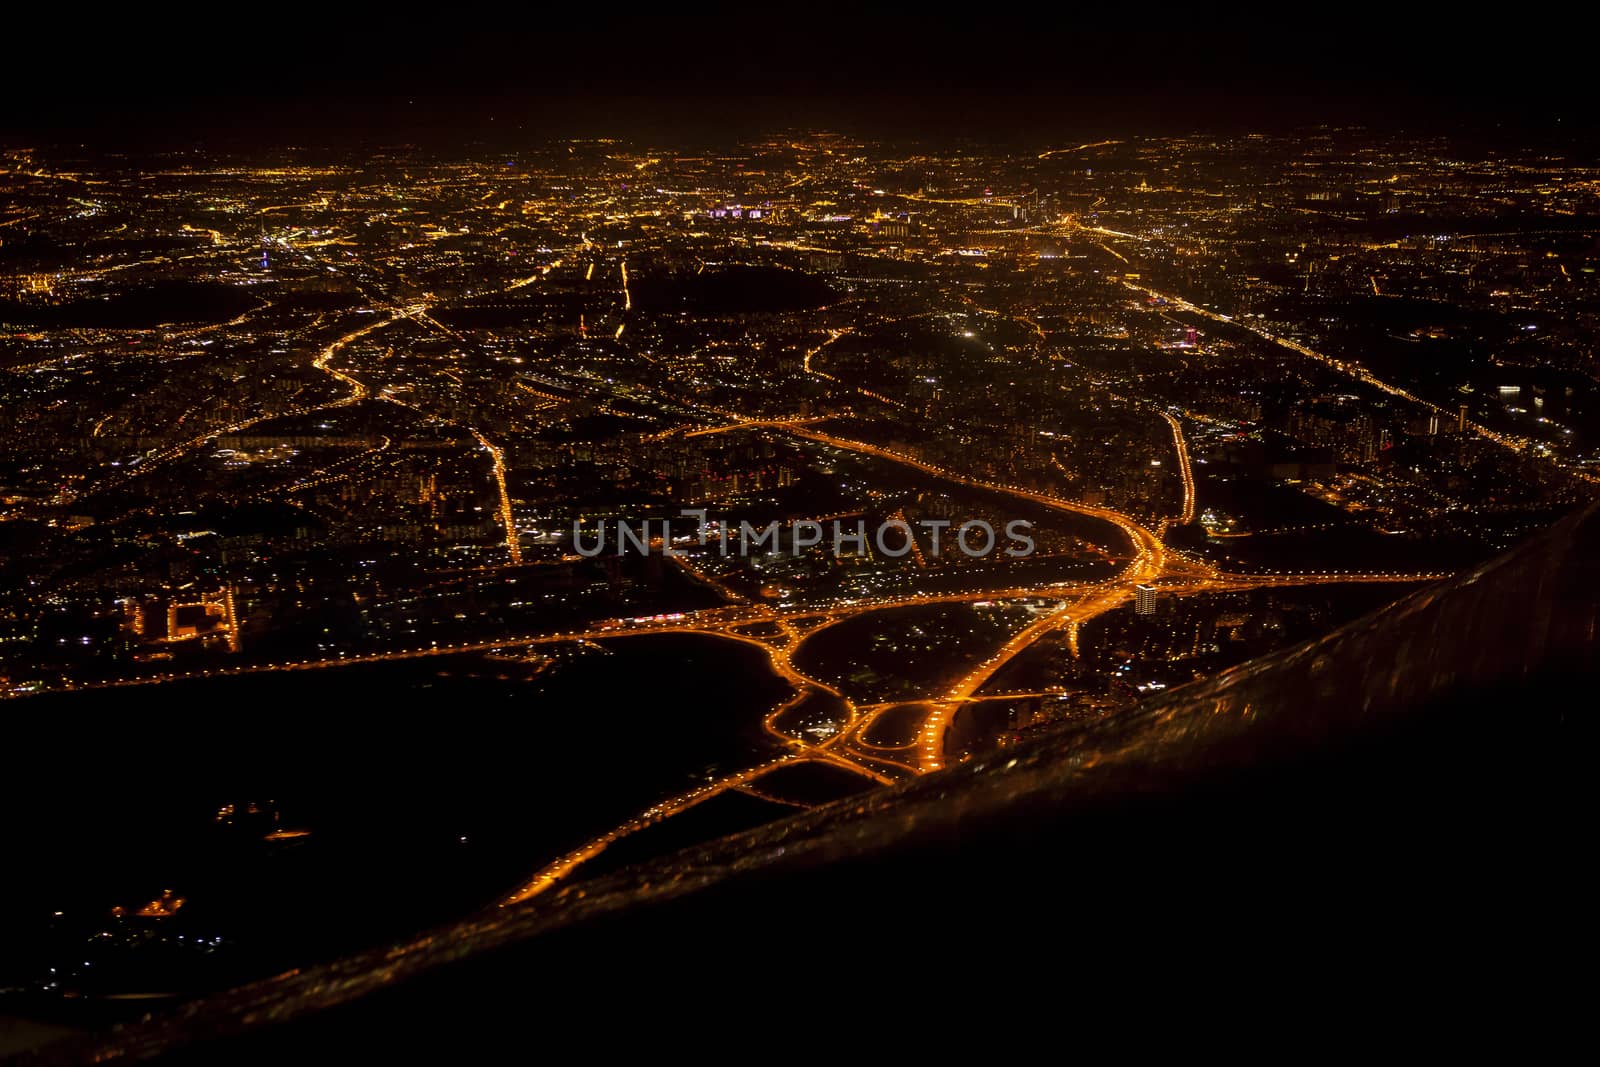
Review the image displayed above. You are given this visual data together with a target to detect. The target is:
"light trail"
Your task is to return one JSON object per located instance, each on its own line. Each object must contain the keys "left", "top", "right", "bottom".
{"left": 781, "top": 424, "right": 1174, "bottom": 587}
{"left": 800, "top": 327, "right": 853, "bottom": 385}
{"left": 1161, "top": 411, "right": 1197, "bottom": 526}
{"left": 470, "top": 428, "right": 522, "bottom": 565}
{"left": 920, "top": 603, "right": 1075, "bottom": 771}
{"left": 506, "top": 258, "right": 564, "bottom": 290}
{"left": 1037, "top": 139, "right": 1123, "bottom": 159}
{"left": 682, "top": 415, "right": 829, "bottom": 438}
{"left": 502, "top": 754, "right": 803, "bottom": 904}
{"left": 312, "top": 312, "right": 398, "bottom": 401}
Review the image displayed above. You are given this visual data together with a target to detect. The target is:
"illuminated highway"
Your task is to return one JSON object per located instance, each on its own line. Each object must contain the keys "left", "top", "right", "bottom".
{"left": 311, "top": 310, "right": 396, "bottom": 401}
{"left": 682, "top": 415, "right": 831, "bottom": 439}
{"left": 780, "top": 424, "right": 1176, "bottom": 583}
{"left": 470, "top": 428, "right": 522, "bottom": 566}
{"left": 919, "top": 602, "right": 1074, "bottom": 771}
{"left": 1037, "top": 139, "right": 1123, "bottom": 159}
{"left": 800, "top": 329, "right": 848, "bottom": 382}
{"left": 1161, "top": 410, "right": 1197, "bottom": 527}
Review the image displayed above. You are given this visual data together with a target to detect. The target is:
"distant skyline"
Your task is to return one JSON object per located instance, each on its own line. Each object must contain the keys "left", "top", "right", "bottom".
{"left": 3, "top": 14, "right": 1591, "bottom": 144}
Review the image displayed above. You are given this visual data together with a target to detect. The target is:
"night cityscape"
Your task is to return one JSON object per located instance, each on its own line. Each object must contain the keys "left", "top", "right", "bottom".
{"left": 2, "top": 17, "right": 1595, "bottom": 1060}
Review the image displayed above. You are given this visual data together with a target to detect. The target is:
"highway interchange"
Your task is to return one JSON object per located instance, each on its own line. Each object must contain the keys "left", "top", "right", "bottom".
{"left": 7, "top": 217, "right": 1462, "bottom": 901}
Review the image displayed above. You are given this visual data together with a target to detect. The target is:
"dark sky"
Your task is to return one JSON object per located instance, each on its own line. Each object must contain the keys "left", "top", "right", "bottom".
{"left": 1, "top": 10, "right": 1588, "bottom": 146}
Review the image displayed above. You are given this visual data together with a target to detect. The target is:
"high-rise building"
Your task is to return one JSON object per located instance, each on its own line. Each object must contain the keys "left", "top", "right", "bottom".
{"left": 1136, "top": 584, "right": 1158, "bottom": 616}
